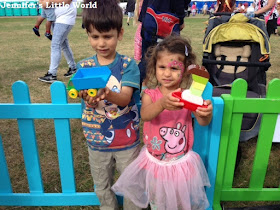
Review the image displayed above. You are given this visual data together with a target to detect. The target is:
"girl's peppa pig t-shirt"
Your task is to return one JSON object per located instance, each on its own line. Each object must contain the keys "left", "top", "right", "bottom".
{"left": 143, "top": 88, "right": 194, "bottom": 161}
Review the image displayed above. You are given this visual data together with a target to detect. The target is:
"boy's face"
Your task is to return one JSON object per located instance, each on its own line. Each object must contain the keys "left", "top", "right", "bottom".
{"left": 88, "top": 25, "right": 124, "bottom": 62}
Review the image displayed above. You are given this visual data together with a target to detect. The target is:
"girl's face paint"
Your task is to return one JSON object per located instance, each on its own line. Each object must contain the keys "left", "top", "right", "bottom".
{"left": 156, "top": 51, "right": 186, "bottom": 91}
{"left": 167, "top": 60, "right": 185, "bottom": 79}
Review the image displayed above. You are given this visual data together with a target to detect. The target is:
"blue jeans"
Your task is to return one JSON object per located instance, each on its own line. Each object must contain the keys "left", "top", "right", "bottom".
{"left": 48, "top": 23, "right": 76, "bottom": 76}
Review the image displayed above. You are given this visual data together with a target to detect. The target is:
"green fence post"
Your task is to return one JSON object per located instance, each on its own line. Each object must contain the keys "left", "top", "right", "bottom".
{"left": 249, "top": 79, "right": 280, "bottom": 191}
{"left": 223, "top": 79, "right": 247, "bottom": 188}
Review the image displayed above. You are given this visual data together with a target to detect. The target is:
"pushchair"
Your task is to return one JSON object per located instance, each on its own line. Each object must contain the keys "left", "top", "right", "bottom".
{"left": 202, "top": 12, "right": 271, "bottom": 141}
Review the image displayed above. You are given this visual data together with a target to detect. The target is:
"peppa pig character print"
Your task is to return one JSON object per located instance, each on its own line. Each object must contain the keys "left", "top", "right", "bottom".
{"left": 159, "top": 122, "right": 188, "bottom": 160}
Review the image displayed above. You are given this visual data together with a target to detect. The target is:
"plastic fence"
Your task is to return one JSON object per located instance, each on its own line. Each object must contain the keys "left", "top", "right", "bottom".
{"left": 213, "top": 78, "right": 280, "bottom": 209}
{"left": 0, "top": 81, "right": 224, "bottom": 209}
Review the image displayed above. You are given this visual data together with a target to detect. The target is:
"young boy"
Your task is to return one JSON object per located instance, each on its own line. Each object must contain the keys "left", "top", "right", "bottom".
{"left": 32, "top": 8, "right": 55, "bottom": 40}
{"left": 78, "top": 0, "right": 141, "bottom": 209}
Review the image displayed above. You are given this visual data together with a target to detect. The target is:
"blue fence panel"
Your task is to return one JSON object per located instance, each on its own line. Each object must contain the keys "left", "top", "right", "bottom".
{"left": 0, "top": 135, "right": 12, "bottom": 193}
{"left": 0, "top": 81, "right": 224, "bottom": 209}
{"left": 193, "top": 83, "right": 224, "bottom": 210}
{"left": 50, "top": 82, "right": 76, "bottom": 193}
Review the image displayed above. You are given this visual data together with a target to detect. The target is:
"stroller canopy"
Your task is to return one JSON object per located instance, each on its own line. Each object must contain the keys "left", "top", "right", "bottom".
{"left": 203, "top": 13, "right": 270, "bottom": 55}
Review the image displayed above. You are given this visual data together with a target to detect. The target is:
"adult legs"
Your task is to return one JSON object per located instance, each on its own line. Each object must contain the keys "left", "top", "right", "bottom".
{"left": 127, "top": 12, "right": 134, "bottom": 26}
{"left": 61, "top": 37, "right": 76, "bottom": 70}
{"left": 48, "top": 23, "right": 75, "bottom": 76}
{"left": 127, "top": 16, "right": 130, "bottom": 25}
{"left": 267, "top": 18, "right": 278, "bottom": 37}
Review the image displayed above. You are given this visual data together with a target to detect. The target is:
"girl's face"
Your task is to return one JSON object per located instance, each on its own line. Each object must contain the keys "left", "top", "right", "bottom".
{"left": 156, "top": 50, "right": 185, "bottom": 91}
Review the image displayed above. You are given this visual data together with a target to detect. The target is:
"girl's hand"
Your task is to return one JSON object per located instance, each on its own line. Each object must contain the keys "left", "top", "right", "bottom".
{"left": 193, "top": 100, "right": 213, "bottom": 126}
{"left": 160, "top": 88, "right": 184, "bottom": 111}
{"left": 195, "top": 100, "right": 213, "bottom": 117}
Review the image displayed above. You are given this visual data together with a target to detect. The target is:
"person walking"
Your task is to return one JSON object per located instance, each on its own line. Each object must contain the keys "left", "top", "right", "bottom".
{"left": 138, "top": 0, "right": 186, "bottom": 87}
{"left": 254, "top": 0, "right": 279, "bottom": 37}
{"left": 126, "top": 0, "right": 136, "bottom": 26}
{"left": 202, "top": 3, "right": 208, "bottom": 15}
{"left": 38, "top": 0, "right": 77, "bottom": 83}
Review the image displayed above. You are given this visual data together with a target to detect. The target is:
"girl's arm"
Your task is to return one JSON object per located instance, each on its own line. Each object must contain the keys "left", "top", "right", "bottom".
{"left": 192, "top": 100, "right": 213, "bottom": 126}
{"left": 140, "top": 89, "right": 184, "bottom": 121}
{"left": 140, "top": 93, "right": 164, "bottom": 121}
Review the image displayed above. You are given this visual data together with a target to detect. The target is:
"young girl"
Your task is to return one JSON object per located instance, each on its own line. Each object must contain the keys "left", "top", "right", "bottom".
{"left": 112, "top": 35, "right": 213, "bottom": 210}
{"left": 191, "top": 2, "right": 197, "bottom": 16}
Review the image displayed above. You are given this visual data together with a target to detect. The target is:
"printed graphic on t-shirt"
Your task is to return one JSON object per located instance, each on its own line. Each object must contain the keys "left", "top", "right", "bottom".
{"left": 146, "top": 122, "right": 188, "bottom": 161}
{"left": 80, "top": 56, "right": 140, "bottom": 151}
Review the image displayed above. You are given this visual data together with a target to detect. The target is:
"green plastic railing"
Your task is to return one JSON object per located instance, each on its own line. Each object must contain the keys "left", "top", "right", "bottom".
{"left": 213, "top": 78, "right": 280, "bottom": 209}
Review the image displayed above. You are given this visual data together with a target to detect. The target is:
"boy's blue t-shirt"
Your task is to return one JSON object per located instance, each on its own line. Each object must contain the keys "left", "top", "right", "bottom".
{"left": 76, "top": 53, "right": 140, "bottom": 152}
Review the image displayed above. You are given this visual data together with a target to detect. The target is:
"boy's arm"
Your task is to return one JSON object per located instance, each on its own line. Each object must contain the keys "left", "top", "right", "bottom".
{"left": 85, "top": 57, "right": 140, "bottom": 107}
{"left": 105, "top": 86, "right": 134, "bottom": 107}
{"left": 108, "top": 57, "right": 139, "bottom": 107}
{"left": 84, "top": 86, "right": 134, "bottom": 107}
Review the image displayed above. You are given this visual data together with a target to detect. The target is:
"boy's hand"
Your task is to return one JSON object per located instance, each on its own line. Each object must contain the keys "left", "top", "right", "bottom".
{"left": 195, "top": 100, "right": 213, "bottom": 118}
{"left": 78, "top": 90, "right": 97, "bottom": 108}
{"left": 160, "top": 88, "right": 184, "bottom": 111}
{"left": 86, "top": 87, "right": 110, "bottom": 104}
{"left": 78, "top": 89, "right": 88, "bottom": 100}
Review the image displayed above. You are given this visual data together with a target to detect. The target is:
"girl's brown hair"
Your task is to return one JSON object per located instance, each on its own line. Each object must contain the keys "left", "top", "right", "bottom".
{"left": 144, "top": 35, "right": 197, "bottom": 89}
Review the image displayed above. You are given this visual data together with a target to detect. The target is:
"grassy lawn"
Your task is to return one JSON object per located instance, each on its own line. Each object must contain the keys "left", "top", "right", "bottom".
{"left": 0, "top": 15, "right": 279, "bottom": 209}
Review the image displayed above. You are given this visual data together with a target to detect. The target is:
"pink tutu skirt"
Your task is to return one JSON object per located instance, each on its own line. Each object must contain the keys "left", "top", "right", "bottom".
{"left": 112, "top": 146, "right": 210, "bottom": 210}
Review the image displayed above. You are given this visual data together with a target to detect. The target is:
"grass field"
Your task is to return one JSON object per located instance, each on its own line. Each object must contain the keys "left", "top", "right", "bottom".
{"left": 0, "top": 15, "right": 279, "bottom": 209}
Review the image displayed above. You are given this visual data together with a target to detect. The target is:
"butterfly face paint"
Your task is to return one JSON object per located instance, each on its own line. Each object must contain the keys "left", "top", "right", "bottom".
{"left": 167, "top": 60, "right": 185, "bottom": 79}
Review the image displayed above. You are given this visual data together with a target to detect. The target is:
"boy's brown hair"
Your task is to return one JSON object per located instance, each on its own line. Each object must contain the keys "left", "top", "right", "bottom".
{"left": 82, "top": 0, "right": 123, "bottom": 33}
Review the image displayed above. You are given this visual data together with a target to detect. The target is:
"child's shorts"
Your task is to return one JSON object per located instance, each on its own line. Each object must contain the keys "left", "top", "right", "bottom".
{"left": 128, "top": 12, "right": 134, "bottom": 18}
{"left": 41, "top": 8, "right": 56, "bottom": 22}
